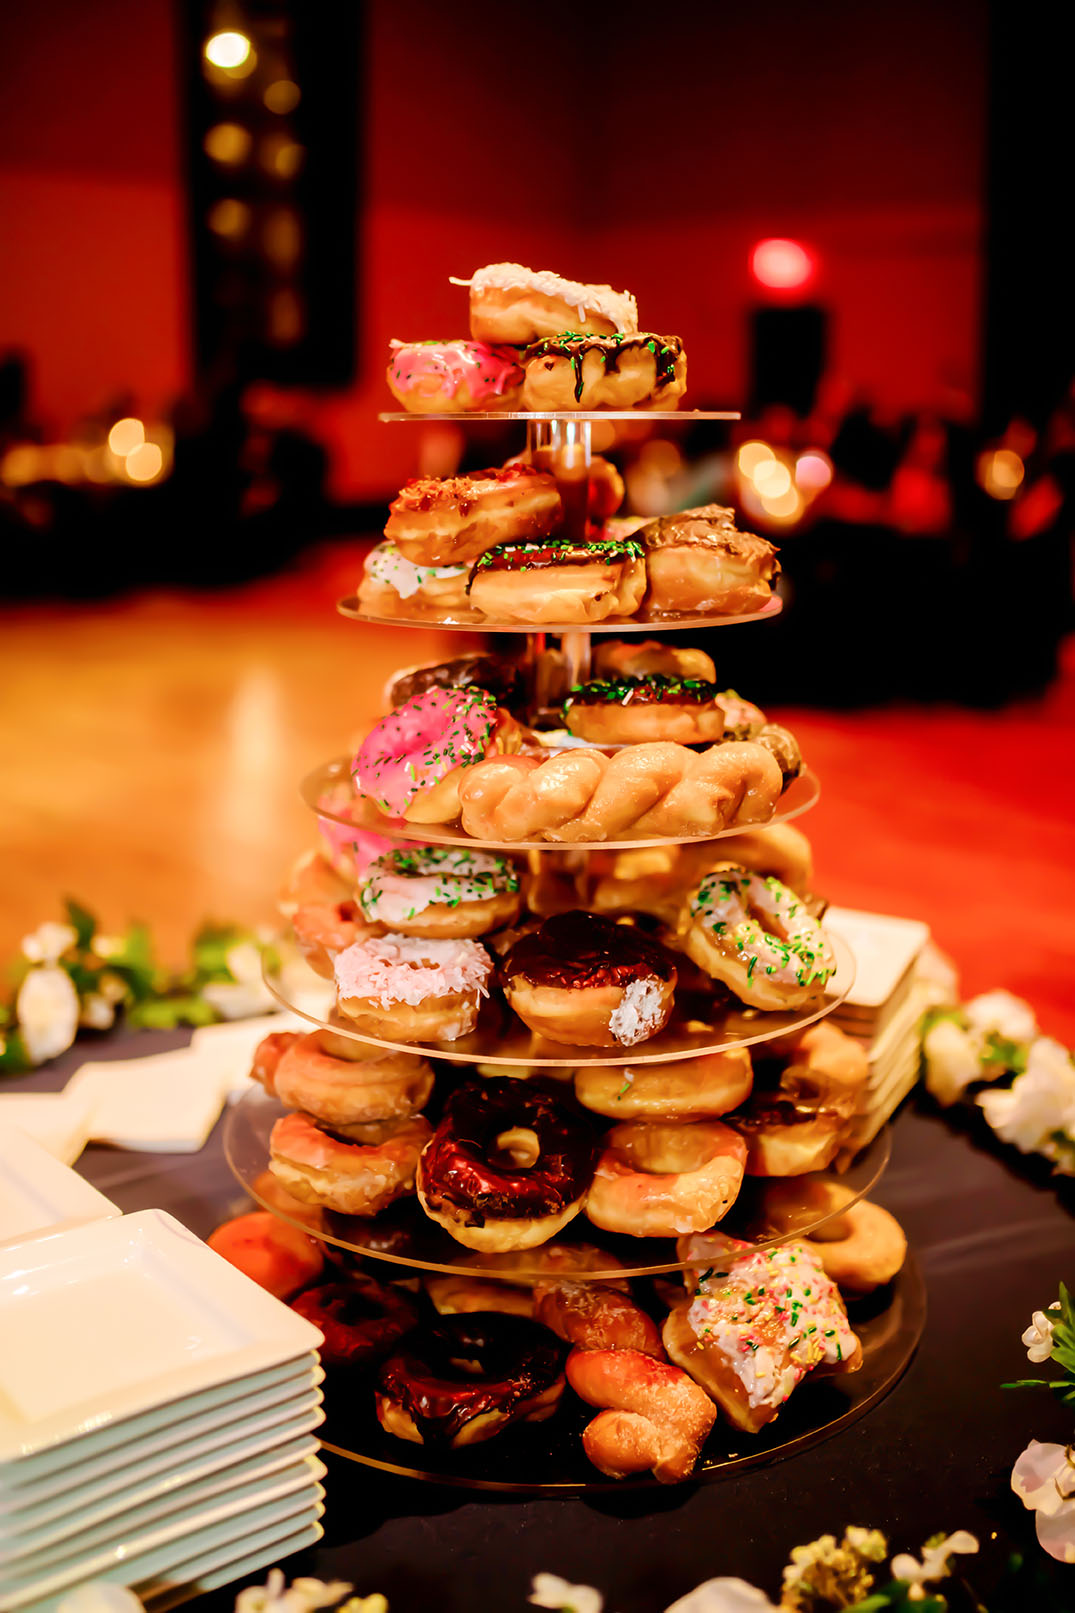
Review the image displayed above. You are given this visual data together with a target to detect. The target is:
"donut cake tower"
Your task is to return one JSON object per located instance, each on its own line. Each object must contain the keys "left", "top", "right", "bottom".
{"left": 230, "top": 263, "right": 918, "bottom": 1490}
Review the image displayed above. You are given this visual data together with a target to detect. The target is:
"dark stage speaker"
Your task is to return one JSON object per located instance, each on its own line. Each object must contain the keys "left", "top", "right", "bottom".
{"left": 749, "top": 305, "right": 827, "bottom": 416}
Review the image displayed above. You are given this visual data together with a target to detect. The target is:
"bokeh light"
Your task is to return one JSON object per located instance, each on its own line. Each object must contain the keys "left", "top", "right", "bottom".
{"left": 204, "top": 31, "right": 252, "bottom": 70}
{"left": 208, "top": 199, "right": 252, "bottom": 238}
{"left": 753, "top": 458, "right": 793, "bottom": 498}
{"left": 751, "top": 238, "right": 814, "bottom": 290}
{"left": 204, "top": 123, "right": 252, "bottom": 166}
{"left": 107, "top": 418, "right": 145, "bottom": 457}
{"left": 124, "top": 442, "right": 164, "bottom": 483}
{"left": 264, "top": 79, "right": 301, "bottom": 114}
{"left": 795, "top": 450, "right": 833, "bottom": 491}
{"left": 977, "top": 447, "right": 1025, "bottom": 500}
{"left": 737, "top": 440, "right": 775, "bottom": 474}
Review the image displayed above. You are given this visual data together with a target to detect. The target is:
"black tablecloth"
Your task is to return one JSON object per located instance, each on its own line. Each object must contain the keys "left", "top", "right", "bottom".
{"left": 12, "top": 1028, "right": 1075, "bottom": 1612}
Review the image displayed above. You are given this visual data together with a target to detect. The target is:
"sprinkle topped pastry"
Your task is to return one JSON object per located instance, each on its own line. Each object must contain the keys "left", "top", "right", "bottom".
{"left": 687, "top": 864, "right": 834, "bottom": 1012}
{"left": 386, "top": 339, "right": 524, "bottom": 414}
{"left": 352, "top": 687, "right": 508, "bottom": 821}
{"left": 452, "top": 262, "right": 639, "bottom": 345}
{"left": 359, "top": 846, "right": 519, "bottom": 926}
{"left": 562, "top": 676, "right": 772, "bottom": 749}
{"left": 470, "top": 533, "right": 645, "bottom": 578}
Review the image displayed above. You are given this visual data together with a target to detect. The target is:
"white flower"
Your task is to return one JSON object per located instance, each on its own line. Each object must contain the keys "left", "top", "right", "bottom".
{"left": 91, "top": 934, "right": 123, "bottom": 958}
{"left": 15, "top": 966, "right": 80, "bottom": 1064}
{"left": 530, "top": 1575, "right": 603, "bottom": 1613}
{"left": 890, "top": 1530, "right": 979, "bottom": 1590}
{"left": 79, "top": 993, "right": 116, "bottom": 1031}
{"left": 842, "top": 1526, "right": 888, "bottom": 1561}
{"left": 1011, "top": 1440, "right": 1075, "bottom": 1563}
{"left": 56, "top": 1585, "right": 144, "bottom": 1613}
{"left": 1023, "top": 1310, "right": 1057, "bottom": 1364}
{"left": 202, "top": 941, "right": 274, "bottom": 1020}
{"left": 923, "top": 1017, "right": 981, "bottom": 1106}
{"left": 234, "top": 1572, "right": 374, "bottom": 1613}
{"left": 21, "top": 922, "right": 77, "bottom": 964}
{"left": 964, "top": 990, "right": 1038, "bottom": 1045}
{"left": 663, "top": 1580, "right": 777, "bottom": 1613}
{"left": 979, "top": 1037, "right": 1075, "bottom": 1158}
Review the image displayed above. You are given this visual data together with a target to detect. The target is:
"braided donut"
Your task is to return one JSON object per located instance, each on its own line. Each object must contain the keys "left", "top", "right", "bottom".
{"left": 566, "top": 1348, "right": 716, "bottom": 1482}
{"left": 458, "top": 742, "right": 784, "bottom": 844}
{"left": 686, "top": 864, "right": 835, "bottom": 1010}
{"left": 534, "top": 1280, "right": 664, "bottom": 1358}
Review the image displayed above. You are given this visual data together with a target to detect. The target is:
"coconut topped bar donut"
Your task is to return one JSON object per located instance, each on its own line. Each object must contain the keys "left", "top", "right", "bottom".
{"left": 386, "top": 339, "right": 523, "bottom": 413}
{"left": 521, "top": 332, "right": 687, "bottom": 412}
{"left": 503, "top": 911, "right": 676, "bottom": 1049}
{"left": 452, "top": 262, "right": 639, "bottom": 344}
{"left": 353, "top": 687, "right": 518, "bottom": 823}
{"left": 385, "top": 463, "right": 562, "bottom": 566}
{"left": 358, "top": 845, "right": 521, "bottom": 939}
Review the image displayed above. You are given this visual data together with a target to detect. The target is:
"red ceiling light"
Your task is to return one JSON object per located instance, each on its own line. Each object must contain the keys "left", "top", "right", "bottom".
{"left": 750, "top": 238, "right": 815, "bottom": 291}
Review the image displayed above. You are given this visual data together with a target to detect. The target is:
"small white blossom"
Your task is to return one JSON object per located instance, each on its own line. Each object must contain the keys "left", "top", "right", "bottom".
{"left": 529, "top": 1575, "right": 603, "bottom": 1613}
{"left": 1022, "top": 1310, "right": 1056, "bottom": 1364}
{"left": 1011, "top": 1440, "right": 1075, "bottom": 1563}
{"left": 16, "top": 966, "right": 80, "bottom": 1063}
{"left": 979, "top": 1037, "right": 1075, "bottom": 1161}
{"left": 922, "top": 1018, "right": 981, "bottom": 1106}
{"left": 664, "top": 1580, "right": 777, "bottom": 1613}
{"left": 91, "top": 934, "right": 123, "bottom": 958}
{"left": 21, "top": 922, "right": 77, "bottom": 964}
{"left": 842, "top": 1526, "right": 888, "bottom": 1561}
{"left": 79, "top": 993, "right": 116, "bottom": 1031}
{"left": 202, "top": 941, "right": 274, "bottom": 1019}
{"left": 234, "top": 1572, "right": 378, "bottom": 1613}
{"left": 890, "top": 1530, "right": 979, "bottom": 1592}
{"left": 963, "top": 990, "right": 1038, "bottom": 1045}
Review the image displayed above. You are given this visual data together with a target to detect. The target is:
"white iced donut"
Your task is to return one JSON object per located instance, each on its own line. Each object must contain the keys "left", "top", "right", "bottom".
{"left": 453, "top": 262, "right": 639, "bottom": 345}
{"left": 358, "top": 846, "right": 522, "bottom": 939}
{"left": 357, "top": 540, "right": 469, "bottom": 616}
{"left": 334, "top": 933, "right": 493, "bottom": 1042}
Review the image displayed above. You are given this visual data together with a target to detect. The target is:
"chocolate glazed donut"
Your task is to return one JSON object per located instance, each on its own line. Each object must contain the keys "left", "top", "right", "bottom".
{"left": 375, "top": 1312, "right": 567, "bottom": 1446}
{"left": 292, "top": 1276, "right": 419, "bottom": 1371}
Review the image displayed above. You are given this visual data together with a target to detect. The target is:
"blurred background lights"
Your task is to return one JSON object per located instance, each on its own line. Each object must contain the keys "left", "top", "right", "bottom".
{"left": 737, "top": 440, "right": 775, "bottom": 474}
{"left": 263, "top": 79, "right": 301, "bottom": 114}
{"left": 207, "top": 198, "right": 252, "bottom": 238}
{"left": 124, "top": 442, "right": 164, "bottom": 483}
{"left": 203, "top": 31, "right": 252, "bottom": 70}
{"left": 794, "top": 450, "right": 833, "bottom": 491}
{"left": 204, "top": 123, "right": 252, "bottom": 166}
{"left": 107, "top": 417, "right": 145, "bottom": 457}
{"left": 977, "top": 447, "right": 1025, "bottom": 500}
{"left": 260, "top": 134, "right": 304, "bottom": 180}
{"left": 759, "top": 485, "right": 803, "bottom": 520}
{"left": 751, "top": 237, "right": 815, "bottom": 290}
{"left": 752, "top": 458, "right": 793, "bottom": 497}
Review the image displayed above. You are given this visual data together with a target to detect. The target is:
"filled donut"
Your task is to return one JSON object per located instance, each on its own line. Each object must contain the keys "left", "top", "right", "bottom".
{"left": 376, "top": 1311, "right": 566, "bottom": 1445}
{"left": 250, "top": 1029, "right": 434, "bottom": 1126}
{"left": 586, "top": 1120, "right": 747, "bottom": 1238}
{"left": 386, "top": 652, "right": 523, "bottom": 713}
{"left": 268, "top": 1110, "right": 433, "bottom": 1216}
{"left": 358, "top": 845, "right": 522, "bottom": 939}
{"left": 353, "top": 687, "right": 520, "bottom": 824}
{"left": 641, "top": 505, "right": 780, "bottom": 616}
{"left": 333, "top": 932, "right": 493, "bottom": 1042}
{"left": 521, "top": 333, "right": 687, "bottom": 412}
{"left": 726, "top": 1023, "right": 867, "bottom": 1174}
{"left": 292, "top": 1275, "right": 419, "bottom": 1370}
{"left": 454, "top": 262, "right": 639, "bottom": 344}
{"left": 386, "top": 338, "right": 523, "bottom": 413}
{"left": 416, "top": 1078, "right": 599, "bottom": 1251}
{"left": 358, "top": 541, "right": 470, "bottom": 617}
{"left": 384, "top": 464, "right": 561, "bottom": 566}
{"left": 686, "top": 864, "right": 835, "bottom": 1011}
{"left": 574, "top": 1048, "right": 754, "bottom": 1122}
{"left": 502, "top": 911, "right": 676, "bottom": 1049}
{"left": 467, "top": 533, "right": 647, "bottom": 626}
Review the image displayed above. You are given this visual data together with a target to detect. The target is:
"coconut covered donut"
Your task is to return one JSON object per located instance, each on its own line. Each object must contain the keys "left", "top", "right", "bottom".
{"left": 250, "top": 1029, "right": 434, "bottom": 1126}
{"left": 686, "top": 864, "right": 835, "bottom": 1011}
{"left": 333, "top": 932, "right": 493, "bottom": 1043}
{"left": 269, "top": 1110, "right": 433, "bottom": 1216}
{"left": 386, "top": 339, "right": 523, "bottom": 413}
{"left": 357, "top": 541, "right": 470, "bottom": 618}
{"left": 467, "top": 533, "right": 647, "bottom": 626}
{"left": 384, "top": 463, "right": 561, "bottom": 567}
{"left": 574, "top": 1048, "right": 754, "bottom": 1123}
{"left": 353, "top": 687, "right": 520, "bottom": 824}
{"left": 358, "top": 845, "right": 521, "bottom": 939}
{"left": 521, "top": 333, "right": 687, "bottom": 412}
{"left": 727, "top": 1023, "right": 867, "bottom": 1175}
{"left": 642, "top": 505, "right": 780, "bottom": 616}
{"left": 586, "top": 1120, "right": 747, "bottom": 1238}
{"left": 453, "top": 262, "right": 639, "bottom": 344}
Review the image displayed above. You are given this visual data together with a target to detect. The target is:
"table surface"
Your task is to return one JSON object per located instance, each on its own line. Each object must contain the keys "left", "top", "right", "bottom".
{"left": 12, "top": 1028, "right": 1075, "bottom": 1612}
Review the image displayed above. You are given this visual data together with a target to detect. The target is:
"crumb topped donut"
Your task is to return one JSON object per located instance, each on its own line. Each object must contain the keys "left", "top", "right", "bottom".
{"left": 642, "top": 506, "right": 780, "bottom": 616}
{"left": 521, "top": 332, "right": 687, "bottom": 412}
{"left": 384, "top": 463, "right": 561, "bottom": 566}
{"left": 467, "top": 533, "right": 647, "bottom": 625}
{"left": 386, "top": 339, "right": 523, "bottom": 413}
{"left": 358, "top": 845, "right": 522, "bottom": 939}
{"left": 454, "top": 262, "right": 639, "bottom": 344}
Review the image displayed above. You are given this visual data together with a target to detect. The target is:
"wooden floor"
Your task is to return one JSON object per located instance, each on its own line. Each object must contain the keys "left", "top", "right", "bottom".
{"left": 3, "top": 555, "right": 1074, "bottom": 1044}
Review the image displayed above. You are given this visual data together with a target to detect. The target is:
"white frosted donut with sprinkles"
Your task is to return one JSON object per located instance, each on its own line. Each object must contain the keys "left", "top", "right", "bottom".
{"left": 334, "top": 932, "right": 493, "bottom": 1043}
{"left": 685, "top": 862, "right": 834, "bottom": 1011}
{"left": 357, "top": 540, "right": 470, "bottom": 617}
{"left": 358, "top": 845, "right": 522, "bottom": 940}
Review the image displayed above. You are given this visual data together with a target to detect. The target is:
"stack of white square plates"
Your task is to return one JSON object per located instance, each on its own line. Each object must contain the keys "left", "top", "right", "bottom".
{"left": 0, "top": 1209, "right": 326, "bottom": 1612}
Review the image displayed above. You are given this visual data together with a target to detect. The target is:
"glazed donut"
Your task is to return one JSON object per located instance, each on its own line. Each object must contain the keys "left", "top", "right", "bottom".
{"left": 291, "top": 899, "right": 376, "bottom": 978}
{"left": 269, "top": 1110, "right": 433, "bottom": 1216}
{"left": 250, "top": 1030, "right": 301, "bottom": 1092}
{"left": 358, "top": 541, "right": 470, "bottom": 618}
{"left": 333, "top": 933, "right": 493, "bottom": 1043}
{"left": 292, "top": 1276, "right": 419, "bottom": 1370}
{"left": 521, "top": 333, "right": 687, "bottom": 412}
{"left": 386, "top": 652, "right": 523, "bottom": 714}
{"left": 686, "top": 864, "right": 835, "bottom": 1011}
{"left": 278, "top": 848, "right": 352, "bottom": 919}
{"left": 728, "top": 1023, "right": 867, "bottom": 1175}
{"left": 358, "top": 845, "right": 522, "bottom": 939}
{"left": 467, "top": 533, "right": 647, "bottom": 626}
{"left": 207, "top": 1211, "right": 323, "bottom": 1300}
{"left": 565, "top": 1348, "right": 715, "bottom": 1483}
{"left": 642, "top": 506, "right": 780, "bottom": 616}
{"left": 502, "top": 912, "right": 676, "bottom": 1049}
{"left": 664, "top": 1237, "right": 861, "bottom": 1433}
{"left": 586, "top": 1120, "right": 747, "bottom": 1238}
{"left": 459, "top": 742, "right": 784, "bottom": 844}
{"left": 416, "top": 1078, "right": 598, "bottom": 1252}
{"left": 574, "top": 1048, "right": 754, "bottom": 1122}
{"left": 252, "top": 1030, "right": 434, "bottom": 1126}
{"left": 251, "top": 1168, "right": 326, "bottom": 1233}
{"left": 534, "top": 1280, "right": 664, "bottom": 1359}
{"left": 762, "top": 1180, "right": 907, "bottom": 1293}
{"left": 453, "top": 262, "right": 639, "bottom": 344}
{"left": 376, "top": 1312, "right": 566, "bottom": 1446}
{"left": 353, "top": 688, "right": 520, "bottom": 824}
{"left": 385, "top": 464, "right": 561, "bottom": 566}
{"left": 459, "top": 1242, "right": 630, "bottom": 1291}
{"left": 386, "top": 338, "right": 523, "bottom": 413}
{"left": 563, "top": 676, "right": 769, "bottom": 748}
{"left": 426, "top": 1274, "right": 535, "bottom": 1318}
{"left": 524, "top": 447, "right": 625, "bottom": 524}
{"left": 593, "top": 640, "right": 717, "bottom": 684}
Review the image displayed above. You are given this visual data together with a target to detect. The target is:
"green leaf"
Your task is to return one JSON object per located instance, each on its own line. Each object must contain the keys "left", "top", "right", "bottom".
{"left": 191, "top": 922, "right": 247, "bottom": 984}
{"left": 63, "top": 897, "right": 97, "bottom": 950}
{"left": 126, "top": 995, "right": 218, "bottom": 1031}
{"left": 981, "top": 1032, "right": 1029, "bottom": 1074}
{"left": 0, "top": 1028, "right": 32, "bottom": 1074}
{"left": 62, "top": 958, "right": 100, "bottom": 996}
{"left": 1001, "top": 1377, "right": 1054, "bottom": 1390}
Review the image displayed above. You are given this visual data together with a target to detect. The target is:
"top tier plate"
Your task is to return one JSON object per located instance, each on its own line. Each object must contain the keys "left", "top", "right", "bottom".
{"left": 378, "top": 410, "right": 741, "bottom": 423}
{"left": 337, "top": 594, "right": 782, "bottom": 635}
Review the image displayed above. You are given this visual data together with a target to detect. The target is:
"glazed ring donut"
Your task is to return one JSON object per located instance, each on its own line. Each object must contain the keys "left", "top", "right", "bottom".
{"left": 269, "top": 1110, "right": 433, "bottom": 1216}
{"left": 566, "top": 1348, "right": 715, "bottom": 1483}
{"left": 454, "top": 262, "right": 638, "bottom": 344}
{"left": 358, "top": 541, "right": 470, "bottom": 617}
{"left": 252, "top": 1030, "right": 434, "bottom": 1126}
{"left": 333, "top": 933, "right": 493, "bottom": 1043}
{"left": 593, "top": 640, "right": 717, "bottom": 684}
{"left": 416, "top": 1078, "right": 599, "bottom": 1252}
{"left": 563, "top": 676, "right": 769, "bottom": 748}
{"left": 290, "top": 899, "right": 378, "bottom": 978}
{"left": 291, "top": 1276, "right": 419, "bottom": 1370}
{"left": 376, "top": 1312, "right": 566, "bottom": 1445}
{"left": 728, "top": 1023, "right": 867, "bottom": 1175}
{"left": 574, "top": 1049, "right": 754, "bottom": 1122}
{"left": 502, "top": 911, "right": 676, "bottom": 1050}
{"left": 425, "top": 1275, "right": 535, "bottom": 1319}
{"left": 386, "top": 338, "right": 523, "bottom": 413}
{"left": 586, "top": 1120, "right": 747, "bottom": 1238}
{"left": 534, "top": 1280, "right": 664, "bottom": 1359}
{"left": 353, "top": 688, "right": 520, "bottom": 824}
{"left": 762, "top": 1179, "right": 907, "bottom": 1293}
{"left": 521, "top": 334, "right": 687, "bottom": 412}
{"left": 384, "top": 464, "right": 561, "bottom": 566}
{"left": 358, "top": 846, "right": 522, "bottom": 939}
{"left": 467, "top": 534, "right": 647, "bottom": 626}
{"left": 642, "top": 506, "right": 780, "bottom": 616}
{"left": 686, "top": 864, "right": 835, "bottom": 1010}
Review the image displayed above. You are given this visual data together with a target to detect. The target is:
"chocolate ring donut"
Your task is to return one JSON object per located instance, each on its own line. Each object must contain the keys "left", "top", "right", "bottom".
{"left": 375, "top": 1311, "right": 566, "bottom": 1446}
{"left": 292, "top": 1276, "right": 418, "bottom": 1371}
{"left": 386, "top": 653, "right": 523, "bottom": 712}
{"left": 416, "top": 1078, "right": 599, "bottom": 1252}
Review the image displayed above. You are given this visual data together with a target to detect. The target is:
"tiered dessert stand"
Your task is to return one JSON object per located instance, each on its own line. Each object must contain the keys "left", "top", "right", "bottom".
{"left": 225, "top": 408, "right": 925, "bottom": 1491}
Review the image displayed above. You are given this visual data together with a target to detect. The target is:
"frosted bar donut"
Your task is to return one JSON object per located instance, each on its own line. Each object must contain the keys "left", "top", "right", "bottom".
{"left": 386, "top": 339, "right": 523, "bottom": 413}
{"left": 467, "top": 533, "right": 647, "bottom": 626}
{"left": 642, "top": 505, "right": 780, "bottom": 615}
{"left": 452, "top": 262, "right": 639, "bottom": 344}
{"left": 334, "top": 932, "right": 493, "bottom": 1043}
{"left": 686, "top": 863, "right": 835, "bottom": 1011}
{"left": 521, "top": 332, "right": 687, "bottom": 412}
{"left": 352, "top": 687, "right": 519, "bottom": 824}
{"left": 574, "top": 1048, "right": 754, "bottom": 1122}
{"left": 384, "top": 464, "right": 562, "bottom": 567}
{"left": 586, "top": 1120, "right": 747, "bottom": 1238}
{"left": 357, "top": 540, "right": 470, "bottom": 617}
{"left": 268, "top": 1110, "right": 433, "bottom": 1216}
{"left": 358, "top": 845, "right": 522, "bottom": 939}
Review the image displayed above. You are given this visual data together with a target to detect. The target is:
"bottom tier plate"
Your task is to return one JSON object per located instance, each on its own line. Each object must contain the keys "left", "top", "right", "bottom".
{"left": 315, "top": 1256, "right": 925, "bottom": 1492}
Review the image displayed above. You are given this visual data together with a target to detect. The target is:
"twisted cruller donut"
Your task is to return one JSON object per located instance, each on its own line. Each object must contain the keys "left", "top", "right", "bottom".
{"left": 250, "top": 1029, "right": 434, "bottom": 1126}
{"left": 453, "top": 262, "right": 639, "bottom": 344}
{"left": 333, "top": 932, "right": 493, "bottom": 1043}
{"left": 534, "top": 1280, "right": 665, "bottom": 1359}
{"left": 728, "top": 1023, "right": 867, "bottom": 1175}
{"left": 353, "top": 688, "right": 520, "bottom": 825}
{"left": 358, "top": 541, "right": 470, "bottom": 617}
{"left": 358, "top": 845, "right": 521, "bottom": 939}
{"left": 686, "top": 864, "right": 836, "bottom": 1011}
{"left": 269, "top": 1110, "right": 433, "bottom": 1216}
{"left": 458, "top": 742, "right": 784, "bottom": 844}
{"left": 386, "top": 338, "right": 523, "bottom": 413}
{"left": 762, "top": 1179, "right": 907, "bottom": 1293}
{"left": 574, "top": 1048, "right": 754, "bottom": 1122}
{"left": 587, "top": 1121, "right": 747, "bottom": 1239}
{"left": 521, "top": 333, "right": 687, "bottom": 412}
{"left": 384, "top": 464, "right": 561, "bottom": 567}
{"left": 566, "top": 1348, "right": 716, "bottom": 1483}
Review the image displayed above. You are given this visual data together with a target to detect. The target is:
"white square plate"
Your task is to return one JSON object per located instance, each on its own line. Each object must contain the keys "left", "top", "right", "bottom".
{"left": 64, "top": 1051, "right": 228, "bottom": 1152}
{"left": 0, "top": 1209, "right": 322, "bottom": 1465}
{"left": 141, "top": 1518, "right": 324, "bottom": 1613}
{"left": 0, "top": 1095, "right": 92, "bottom": 1166}
{"left": 825, "top": 907, "right": 930, "bottom": 1008}
{"left": 0, "top": 1126, "right": 119, "bottom": 1247}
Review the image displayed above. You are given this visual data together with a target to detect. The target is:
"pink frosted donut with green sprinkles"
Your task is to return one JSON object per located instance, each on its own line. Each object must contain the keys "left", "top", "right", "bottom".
{"left": 386, "top": 339, "right": 524, "bottom": 414}
{"left": 353, "top": 687, "right": 512, "bottom": 824}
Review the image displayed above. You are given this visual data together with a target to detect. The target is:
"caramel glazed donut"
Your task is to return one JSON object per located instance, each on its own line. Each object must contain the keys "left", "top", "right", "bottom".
{"left": 251, "top": 1028, "right": 434, "bottom": 1126}
{"left": 641, "top": 505, "right": 780, "bottom": 616}
{"left": 384, "top": 463, "right": 562, "bottom": 566}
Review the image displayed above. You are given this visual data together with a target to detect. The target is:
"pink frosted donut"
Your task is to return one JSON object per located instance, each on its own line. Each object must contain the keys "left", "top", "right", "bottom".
{"left": 386, "top": 339, "right": 524, "bottom": 414}
{"left": 352, "top": 688, "right": 516, "bottom": 824}
{"left": 316, "top": 798, "right": 395, "bottom": 880}
{"left": 334, "top": 933, "right": 493, "bottom": 1043}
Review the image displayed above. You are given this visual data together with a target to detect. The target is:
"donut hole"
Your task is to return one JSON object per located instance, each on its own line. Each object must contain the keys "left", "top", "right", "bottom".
{"left": 493, "top": 1126, "right": 542, "bottom": 1170}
